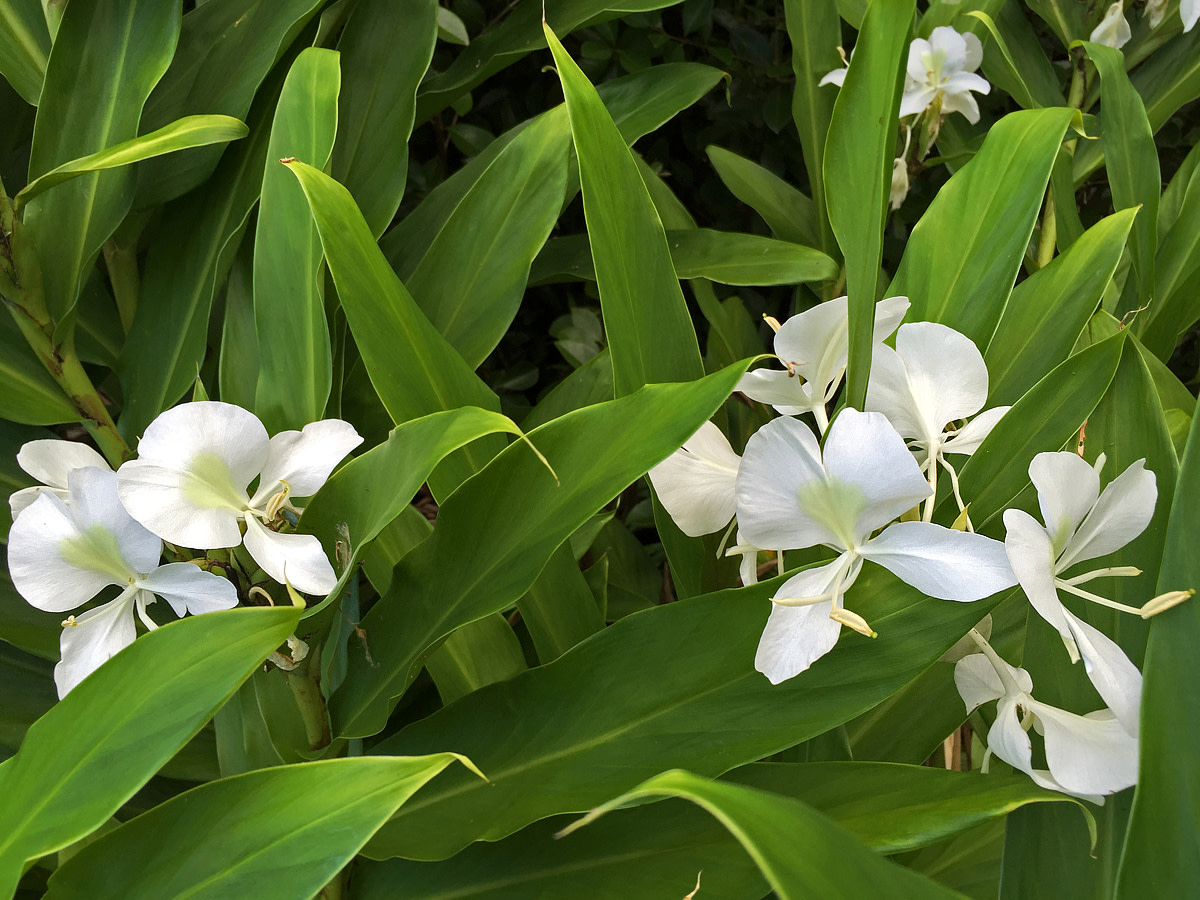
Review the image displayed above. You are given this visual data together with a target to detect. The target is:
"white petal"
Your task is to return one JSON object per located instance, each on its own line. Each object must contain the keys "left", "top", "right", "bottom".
{"left": 117, "top": 459, "right": 245, "bottom": 550}
{"left": 1090, "top": 2, "right": 1132, "bottom": 48}
{"left": 865, "top": 344, "right": 923, "bottom": 439}
{"left": 1030, "top": 701, "right": 1139, "bottom": 796}
{"left": 1029, "top": 451, "right": 1099, "bottom": 551}
{"left": 1061, "top": 609, "right": 1142, "bottom": 738}
{"left": 66, "top": 467, "right": 161, "bottom": 573}
{"left": 7, "top": 493, "right": 122, "bottom": 612}
{"left": 987, "top": 697, "right": 1037, "bottom": 779}
{"left": 10, "top": 485, "right": 62, "bottom": 520}
{"left": 1057, "top": 459, "right": 1156, "bottom": 571}
{"left": 135, "top": 401, "right": 269, "bottom": 479}
{"left": 648, "top": 422, "right": 741, "bottom": 537}
{"left": 755, "top": 560, "right": 852, "bottom": 684}
{"left": 1003, "top": 508, "right": 1075, "bottom": 642}
{"left": 906, "top": 38, "right": 934, "bottom": 82}
{"left": 941, "top": 88, "right": 982, "bottom": 125}
{"left": 871, "top": 296, "right": 910, "bottom": 343}
{"left": 819, "top": 67, "right": 847, "bottom": 87}
{"left": 821, "top": 410, "right": 931, "bottom": 535}
{"left": 736, "top": 416, "right": 833, "bottom": 550}
{"left": 929, "top": 26, "right": 969, "bottom": 72}
{"left": 243, "top": 516, "right": 337, "bottom": 596}
{"left": 861, "top": 521, "right": 1015, "bottom": 600}
{"left": 944, "top": 406, "right": 1009, "bottom": 456}
{"left": 139, "top": 563, "right": 240, "bottom": 618}
{"left": 772, "top": 296, "right": 851, "bottom": 390}
{"left": 249, "top": 419, "right": 363, "bottom": 507}
{"left": 899, "top": 85, "right": 937, "bottom": 119}
{"left": 17, "top": 439, "right": 110, "bottom": 488}
{"left": 54, "top": 592, "right": 138, "bottom": 697}
{"left": 1184, "top": 0, "right": 1200, "bottom": 31}
{"left": 954, "top": 653, "right": 1006, "bottom": 712}
{"left": 896, "top": 323, "right": 989, "bottom": 434}
{"left": 962, "top": 31, "right": 984, "bottom": 71}
{"left": 735, "top": 368, "right": 817, "bottom": 416}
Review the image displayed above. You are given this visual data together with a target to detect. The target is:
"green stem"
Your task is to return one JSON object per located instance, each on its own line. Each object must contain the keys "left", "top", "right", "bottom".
{"left": 103, "top": 211, "right": 150, "bottom": 334}
{"left": 286, "top": 653, "right": 331, "bottom": 751}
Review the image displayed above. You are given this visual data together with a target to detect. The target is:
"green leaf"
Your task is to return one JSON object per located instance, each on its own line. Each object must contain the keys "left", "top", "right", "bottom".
{"left": 823, "top": 0, "right": 914, "bottom": 409}
{"left": 890, "top": 107, "right": 1080, "bottom": 348}
{"left": 563, "top": 770, "right": 968, "bottom": 899}
{"left": 1026, "top": 0, "right": 1088, "bottom": 46}
{"left": 425, "top": 616, "right": 527, "bottom": 704}
{"left": 0, "top": 571, "right": 60, "bottom": 660}
{"left": 436, "top": 5, "right": 469, "bottom": 45}
{"left": 0, "top": 606, "right": 301, "bottom": 894}
{"left": 329, "top": 362, "right": 750, "bottom": 740}
{"left": 15, "top": 115, "right": 248, "bottom": 208}
{"left": 706, "top": 145, "right": 819, "bottom": 247}
{"left": 545, "top": 23, "right": 704, "bottom": 396}
{"left": 1139, "top": 149, "right": 1200, "bottom": 359}
{"left": 333, "top": 0, "right": 438, "bottom": 237}
{"left": 0, "top": 311, "right": 76, "bottom": 425}
{"left": 44, "top": 755, "right": 478, "bottom": 900}
{"left": 0, "top": 642, "right": 55, "bottom": 761}
{"left": 22, "top": 0, "right": 181, "bottom": 325}
{"left": 252, "top": 48, "right": 340, "bottom": 434}
{"left": 0, "top": 0, "right": 49, "bottom": 105}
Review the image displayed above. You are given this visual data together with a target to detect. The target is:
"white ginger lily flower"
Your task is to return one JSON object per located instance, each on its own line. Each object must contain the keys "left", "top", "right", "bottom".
{"left": 7, "top": 467, "right": 238, "bottom": 697}
{"left": 737, "top": 295, "right": 909, "bottom": 433}
{"left": 956, "top": 631, "right": 1138, "bottom": 800}
{"left": 9, "top": 439, "right": 111, "bottom": 519}
{"left": 1090, "top": 1, "right": 1132, "bottom": 48}
{"left": 1002, "top": 451, "right": 1156, "bottom": 734}
{"left": 818, "top": 46, "right": 851, "bottom": 88}
{"left": 117, "top": 401, "right": 362, "bottom": 596}
{"left": 865, "top": 322, "right": 1009, "bottom": 521}
{"left": 899, "top": 27, "right": 991, "bottom": 125}
{"left": 736, "top": 410, "right": 1014, "bottom": 683}
{"left": 1144, "top": 0, "right": 1168, "bottom": 28}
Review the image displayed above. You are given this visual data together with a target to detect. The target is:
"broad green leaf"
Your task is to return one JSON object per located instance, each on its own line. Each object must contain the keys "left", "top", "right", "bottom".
{"left": 516, "top": 543, "right": 604, "bottom": 662}
{"left": 0, "top": 571, "right": 59, "bottom": 660}
{"left": 545, "top": 23, "right": 703, "bottom": 396}
{"left": 362, "top": 568, "right": 1009, "bottom": 859}
{"left": 332, "top": 0, "right": 438, "bottom": 237}
{"left": 0, "top": 0, "right": 49, "bottom": 105}
{"left": 1026, "top": 0, "right": 1088, "bottom": 46}
{"left": 22, "top": 0, "right": 181, "bottom": 325}
{"left": 985, "top": 208, "right": 1136, "bottom": 405}
{"left": 253, "top": 48, "right": 339, "bottom": 433}
{"left": 406, "top": 109, "right": 570, "bottom": 367}
{"left": 705, "top": 145, "right": 819, "bottom": 247}
{"left": 784, "top": 0, "right": 840, "bottom": 255}
{"left": 564, "top": 770, "right": 967, "bottom": 899}
{"left": 823, "top": 0, "right": 914, "bottom": 409}
{"left": 425, "top": 616, "right": 527, "bottom": 704}
{"left": 283, "top": 161, "right": 503, "bottom": 491}
{"left": 961, "top": 8, "right": 1061, "bottom": 110}
{"left": 1081, "top": 42, "right": 1158, "bottom": 316}
{"left": 44, "top": 755, "right": 478, "bottom": 900}
{"left": 1115, "top": 391, "right": 1200, "bottom": 898}
{"left": 0, "top": 642, "right": 55, "bottom": 761}
{"left": 436, "top": 4, "right": 469, "bottom": 45}
{"left": 1139, "top": 150, "right": 1200, "bottom": 359}
{"left": 521, "top": 349, "right": 614, "bottom": 430}
{"left": 216, "top": 238, "right": 259, "bottom": 411}
{"left": 330, "top": 362, "right": 749, "bottom": 740}
{"left": 0, "top": 606, "right": 301, "bottom": 894}
{"left": 0, "top": 421, "right": 45, "bottom": 544}
{"left": 891, "top": 107, "right": 1080, "bottom": 348}
{"left": 15, "top": 115, "right": 248, "bottom": 208}
{"left": 0, "top": 311, "right": 76, "bottom": 425}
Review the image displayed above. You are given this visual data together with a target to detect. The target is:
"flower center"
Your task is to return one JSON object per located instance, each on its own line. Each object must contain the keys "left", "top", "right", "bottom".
{"left": 182, "top": 450, "right": 251, "bottom": 512}
{"left": 59, "top": 524, "right": 135, "bottom": 583}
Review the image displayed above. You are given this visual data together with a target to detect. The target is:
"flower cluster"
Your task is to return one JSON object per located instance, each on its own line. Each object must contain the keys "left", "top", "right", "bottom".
{"left": 7, "top": 401, "right": 361, "bottom": 697}
{"left": 650, "top": 296, "right": 1187, "bottom": 801}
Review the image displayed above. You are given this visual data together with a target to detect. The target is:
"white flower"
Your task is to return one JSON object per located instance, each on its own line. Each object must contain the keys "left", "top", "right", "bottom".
{"left": 8, "top": 439, "right": 112, "bottom": 519}
{"left": 736, "top": 410, "right": 1014, "bottom": 683}
{"left": 116, "top": 401, "right": 362, "bottom": 596}
{"left": 1002, "top": 451, "right": 1154, "bottom": 734}
{"left": 899, "top": 27, "right": 991, "bottom": 124}
{"left": 1183, "top": 0, "right": 1200, "bottom": 30}
{"left": 1145, "top": 0, "right": 1168, "bottom": 28}
{"left": 956, "top": 635, "right": 1138, "bottom": 800}
{"left": 818, "top": 46, "right": 850, "bottom": 88}
{"left": 737, "top": 295, "right": 909, "bottom": 433}
{"left": 890, "top": 156, "right": 910, "bottom": 210}
{"left": 1090, "top": 1, "right": 1132, "bottom": 48}
{"left": 6, "top": 467, "right": 238, "bottom": 696}
{"left": 865, "top": 322, "right": 1009, "bottom": 519}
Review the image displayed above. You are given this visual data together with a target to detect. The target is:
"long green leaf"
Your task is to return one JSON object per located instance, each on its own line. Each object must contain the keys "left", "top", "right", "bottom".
{"left": 705, "top": 145, "right": 819, "bottom": 247}
{"left": 0, "top": 312, "right": 76, "bottom": 425}
{"left": 0, "top": 606, "right": 301, "bottom": 894}
{"left": 0, "top": 0, "right": 49, "bottom": 105}
{"left": 1139, "top": 152, "right": 1200, "bottom": 359}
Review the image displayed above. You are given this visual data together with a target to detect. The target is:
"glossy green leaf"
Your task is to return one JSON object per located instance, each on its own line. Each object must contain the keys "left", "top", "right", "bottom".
{"left": 0, "top": 311, "right": 76, "bottom": 425}
{"left": 823, "top": 0, "right": 913, "bottom": 408}
{"left": 1026, "top": 0, "right": 1088, "bottom": 46}
{"left": 0, "top": 606, "right": 301, "bottom": 894}
{"left": 436, "top": 5, "right": 469, "bottom": 45}
{"left": 252, "top": 48, "right": 339, "bottom": 434}
{"left": 0, "top": 571, "right": 59, "bottom": 660}
{"left": 330, "top": 362, "right": 749, "bottom": 740}
{"left": 0, "top": 642, "right": 55, "bottom": 760}
{"left": 565, "top": 770, "right": 967, "bottom": 899}
{"left": 0, "top": 0, "right": 49, "bottom": 105}
{"left": 332, "top": 0, "right": 438, "bottom": 237}
{"left": 891, "top": 107, "right": 1080, "bottom": 347}
{"left": 985, "top": 208, "right": 1136, "bottom": 405}
{"left": 1139, "top": 148, "right": 1200, "bottom": 359}
{"left": 425, "top": 616, "right": 527, "bottom": 704}
{"left": 705, "top": 145, "right": 819, "bottom": 247}
{"left": 15, "top": 115, "right": 248, "bottom": 208}
{"left": 516, "top": 543, "right": 604, "bottom": 662}
{"left": 545, "top": 23, "right": 703, "bottom": 396}
{"left": 22, "top": 0, "right": 181, "bottom": 324}
{"left": 44, "top": 755, "right": 478, "bottom": 900}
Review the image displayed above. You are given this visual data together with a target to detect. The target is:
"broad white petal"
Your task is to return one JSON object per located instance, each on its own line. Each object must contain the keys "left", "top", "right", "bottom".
{"left": 894, "top": 322, "right": 989, "bottom": 437}
{"left": 54, "top": 592, "right": 138, "bottom": 697}
{"left": 954, "top": 653, "right": 1006, "bottom": 712}
{"left": 648, "top": 422, "right": 740, "bottom": 537}
{"left": 1090, "top": 2, "right": 1132, "bottom": 48}
{"left": 1030, "top": 701, "right": 1139, "bottom": 796}
{"left": 117, "top": 458, "right": 246, "bottom": 549}
{"left": 1057, "top": 459, "right": 1156, "bottom": 571}
{"left": 243, "top": 517, "right": 337, "bottom": 596}
{"left": 139, "top": 563, "right": 240, "bottom": 618}
{"left": 7, "top": 493, "right": 121, "bottom": 612}
{"left": 962, "top": 31, "right": 984, "bottom": 70}
{"left": 941, "top": 89, "right": 982, "bottom": 124}
{"left": 1003, "top": 508, "right": 1074, "bottom": 641}
{"left": 1184, "top": 0, "right": 1199, "bottom": 31}
{"left": 944, "top": 406, "right": 1009, "bottom": 456}
{"left": 822, "top": 410, "right": 931, "bottom": 535}
{"left": 755, "top": 560, "right": 852, "bottom": 684}
{"left": 899, "top": 86, "right": 937, "bottom": 119}
{"left": 66, "top": 468, "right": 161, "bottom": 573}
{"left": 862, "top": 521, "right": 1015, "bottom": 600}
{"left": 249, "top": 419, "right": 363, "bottom": 507}
{"left": 736, "top": 368, "right": 816, "bottom": 416}
{"left": 906, "top": 38, "right": 934, "bottom": 82}
{"left": 1029, "top": 451, "right": 1099, "bottom": 550}
{"left": 1061, "top": 609, "right": 1142, "bottom": 738}
{"left": 135, "top": 401, "right": 269, "bottom": 479}
{"left": 864, "top": 344, "right": 923, "bottom": 439}
{"left": 736, "top": 416, "right": 833, "bottom": 550}
{"left": 17, "top": 439, "right": 110, "bottom": 487}
{"left": 10, "top": 485, "right": 61, "bottom": 519}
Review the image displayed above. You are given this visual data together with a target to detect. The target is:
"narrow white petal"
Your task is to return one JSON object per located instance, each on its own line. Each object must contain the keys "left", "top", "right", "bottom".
{"left": 944, "top": 406, "right": 1009, "bottom": 456}
{"left": 1030, "top": 701, "right": 1139, "bottom": 796}
{"left": 987, "top": 698, "right": 1037, "bottom": 779}
{"left": 954, "top": 653, "right": 1006, "bottom": 712}
{"left": 899, "top": 86, "right": 937, "bottom": 119}
{"left": 862, "top": 521, "right": 1015, "bottom": 600}
{"left": 1061, "top": 609, "right": 1142, "bottom": 738}
{"left": 819, "top": 67, "right": 847, "bottom": 87}
{"left": 735, "top": 368, "right": 816, "bottom": 416}
{"left": 1090, "top": 2, "right": 1132, "bottom": 48}
{"left": 66, "top": 468, "right": 161, "bottom": 573}
{"left": 17, "top": 439, "right": 110, "bottom": 487}
{"left": 249, "top": 419, "right": 363, "bottom": 507}
{"left": 755, "top": 569, "right": 845, "bottom": 684}
{"left": 243, "top": 517, "right": 337, "bottom": 596}
{"left": 1003, "top": 509, "right": 1075, "bottom": 641}
{"left": 648, "top": 422, "right": 740, "bottom": 537}
{"left": 1029, "top": 451, "right": 1099, "bottom": 550}
{"left": 139, "top": 563, "right": 240, "bottom": 618}
{"left": 906, "top": 38, "right": 933, "bottom": 82}
{"left": 1057, "top": 459, "right": 1156, "bottom": 571}
{"left": 871, "top": 296, "right": 910, "bottom": 342}
{"left": 54, "top": 592, "right": 138, "bottom": 697}
{"left": 117, "top": 459, "right": 245, "bottom": 549}
{"left": 736, "top": 416, "right": 833, "bottom": 550}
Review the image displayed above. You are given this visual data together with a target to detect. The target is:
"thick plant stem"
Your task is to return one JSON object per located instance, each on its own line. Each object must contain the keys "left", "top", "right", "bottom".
{"left": 287, "top": 651, "right": 332, "bottom": 751}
